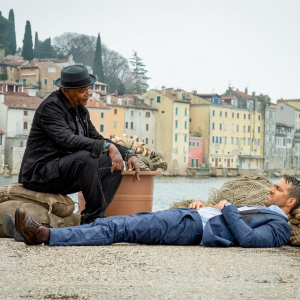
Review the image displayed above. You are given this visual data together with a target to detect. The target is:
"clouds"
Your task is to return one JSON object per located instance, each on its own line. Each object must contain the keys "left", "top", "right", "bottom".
{"left": 1, "top": 0, "right": 300, "bottom": 101}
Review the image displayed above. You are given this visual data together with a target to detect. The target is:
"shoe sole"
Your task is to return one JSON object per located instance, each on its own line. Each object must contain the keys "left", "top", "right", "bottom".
{"left": 15, "top": 207, "right": 31, "bottom": 245}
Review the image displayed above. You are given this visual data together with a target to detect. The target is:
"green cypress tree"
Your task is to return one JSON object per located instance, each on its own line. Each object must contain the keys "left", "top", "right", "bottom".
{"left": 8, "top": 9, "right": 16, "bottom": 55}
{"left": 0, "top": 13, "right": 11, "bottom": 54}
{"left": 22, "top": 20, "right": 34, "bottom": 60}
{"left": 93, "top": 33, "right": 105, "bottom": 83}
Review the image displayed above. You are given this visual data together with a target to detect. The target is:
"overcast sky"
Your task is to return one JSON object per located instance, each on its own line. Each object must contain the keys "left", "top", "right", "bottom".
{"left": 1, "top": 0, "right": 300, "bottom": 102}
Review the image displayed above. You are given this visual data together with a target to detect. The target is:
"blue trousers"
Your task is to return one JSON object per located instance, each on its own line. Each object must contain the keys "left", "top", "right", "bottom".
{"left": 49, "top": 208, "right": 203, "bottom": 246}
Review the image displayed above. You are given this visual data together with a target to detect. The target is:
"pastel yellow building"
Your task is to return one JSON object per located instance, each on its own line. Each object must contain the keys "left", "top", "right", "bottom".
{"left": 106, "top": 96, "right": 126, "bottom": 138}
{"left": 142, "top": 88, "right": 190, "bottom": 175}
{"left": 188, "top": 90, "right": 266, "bottom": 172}
{"left": 86, "top": 101, "right": 111, "bottom": 138}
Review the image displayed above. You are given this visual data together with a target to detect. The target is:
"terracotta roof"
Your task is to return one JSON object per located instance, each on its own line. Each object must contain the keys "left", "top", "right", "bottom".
{"left": 152, "top": 89, "right": 178, "bottom": 101}
{"left": 221, "top": 96, "right": 235, "bottom": 100}
{"left": 220, "top": 101, "right": 232, "bottom": 106}
{"left": 234, "top": 90, "right": 253, "bottom": 99}
{"left": 0, "top": 80, "right": 23, "bottom": 86}
{"left": 276, "top": 122, "right": 294, "bottom": 128}
{"left": 0, "top": 130, "right": 5, "bottom": 134}
{"left": 85, "top": 101, "right": 110, "bottom": 109}
{"left": 4, "top": 95, "right": 42, "bottom": 109}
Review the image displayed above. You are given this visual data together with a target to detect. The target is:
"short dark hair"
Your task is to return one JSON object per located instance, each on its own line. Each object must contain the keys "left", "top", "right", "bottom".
{"left": 283, "top": 174, "right": 300, "bottom": 211}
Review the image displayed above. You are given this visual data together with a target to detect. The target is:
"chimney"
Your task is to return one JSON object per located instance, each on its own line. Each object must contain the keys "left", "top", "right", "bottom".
{"left": 245, "top": 87, "right": 248, "bottom": 94}
{"left": 161, "top": 86, "right": 165, "bottom": 96}
{"left": 193, "top": 90, "right": 197, "bottom": 95}
{"left": 252, "top": 91, "right": 255, "bottom": 97}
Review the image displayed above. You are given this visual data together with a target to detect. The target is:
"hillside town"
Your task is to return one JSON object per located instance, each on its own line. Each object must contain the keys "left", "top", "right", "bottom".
{"left": 0, "top": 45, "right": 299, "bottom": 177}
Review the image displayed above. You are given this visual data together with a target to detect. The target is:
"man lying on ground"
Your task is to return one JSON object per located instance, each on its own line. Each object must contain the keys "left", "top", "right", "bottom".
{"left": 15, "top": 175, "right": 300, "bottom": 248}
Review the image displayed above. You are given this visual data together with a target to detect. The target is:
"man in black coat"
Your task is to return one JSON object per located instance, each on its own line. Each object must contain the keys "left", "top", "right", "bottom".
{"left": 18, "top": 65, "right": 140, "bottom": 224}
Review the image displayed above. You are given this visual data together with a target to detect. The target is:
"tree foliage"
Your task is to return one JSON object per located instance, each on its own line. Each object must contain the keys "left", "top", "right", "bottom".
{"left": 35, "top": 37, "right": 57, "bottom": 59}
{"left": 93, "top": 33, "right": 105, "bottom": 82}
{"left": 102, "top": 44, "right": 130, "bottom": 93}
{"left": 22, "top": 20, "right": 34, "bottom": 60}
{"left": 0, "top": 13, "right": 11, "bottom": 54}
{"left": 53, "top": 32, "right": 96, "bottom": 66}
{"left": 129, "top": 51, "right": 150, "bottom": 94}
{"left": 8, "top": 9, "right": 16, "bottom": 55}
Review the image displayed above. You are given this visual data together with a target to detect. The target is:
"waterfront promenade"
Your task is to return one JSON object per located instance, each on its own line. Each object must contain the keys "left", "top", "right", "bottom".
{"left": 0, "top": 238, "right": 300, "bottom": 299}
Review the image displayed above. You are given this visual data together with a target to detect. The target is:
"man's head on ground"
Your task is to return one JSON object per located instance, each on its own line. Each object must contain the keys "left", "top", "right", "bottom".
{"left": 265, "top": 175, "right": 300, "bottom": 214}
{"left": 55, "top": 65, "right": 96, "bottom": 107}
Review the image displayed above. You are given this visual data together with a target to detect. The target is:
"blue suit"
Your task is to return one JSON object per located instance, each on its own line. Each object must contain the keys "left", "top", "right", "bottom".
{"left": 49, "top": 206, "right": 291, "bottom": 248}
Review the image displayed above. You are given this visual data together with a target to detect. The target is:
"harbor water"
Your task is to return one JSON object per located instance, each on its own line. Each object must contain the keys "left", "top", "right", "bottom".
{"left": 0, "top": 175, "right": 278, "bottom": 212}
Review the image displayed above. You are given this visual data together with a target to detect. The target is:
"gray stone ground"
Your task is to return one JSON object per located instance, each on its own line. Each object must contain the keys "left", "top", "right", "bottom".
{"left": 0, "top": 239, "right": 300, "bottom": 300}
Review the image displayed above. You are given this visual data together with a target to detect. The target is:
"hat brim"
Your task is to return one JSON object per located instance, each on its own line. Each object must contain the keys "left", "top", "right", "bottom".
{"left": 55, "top": 74, "right": 97, "bottom": 89}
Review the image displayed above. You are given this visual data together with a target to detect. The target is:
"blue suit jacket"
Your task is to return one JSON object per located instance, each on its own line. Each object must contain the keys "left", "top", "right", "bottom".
{"left": 201, "top": 205, "right": 291, "bottom": 247}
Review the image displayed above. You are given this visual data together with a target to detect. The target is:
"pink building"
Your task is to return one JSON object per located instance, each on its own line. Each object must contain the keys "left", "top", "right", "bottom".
{"left": 188, "top": 137, "right": 203, "bottom": 168}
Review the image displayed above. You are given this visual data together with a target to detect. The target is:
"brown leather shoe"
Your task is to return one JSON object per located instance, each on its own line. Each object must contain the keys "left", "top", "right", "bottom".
{"left": 15, "top": 207, "right": 43, "bottom": 245}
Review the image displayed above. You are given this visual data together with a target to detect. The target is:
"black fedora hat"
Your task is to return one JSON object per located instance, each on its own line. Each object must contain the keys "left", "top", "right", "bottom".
{"left": 55, "top": 65, "right": 96, "bottom": 88}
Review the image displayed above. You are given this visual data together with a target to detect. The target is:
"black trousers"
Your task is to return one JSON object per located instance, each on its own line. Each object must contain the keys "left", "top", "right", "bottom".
{"left": 23, "top": 150, "right": 123, "bottom": 223}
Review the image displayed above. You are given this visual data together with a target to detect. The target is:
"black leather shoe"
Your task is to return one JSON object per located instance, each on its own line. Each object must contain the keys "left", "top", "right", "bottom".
{"left": 3, "top": 214, "right": 23, "bottom": 242}
{"left": 15, "top": 207, "right": 43, "bottom": 245}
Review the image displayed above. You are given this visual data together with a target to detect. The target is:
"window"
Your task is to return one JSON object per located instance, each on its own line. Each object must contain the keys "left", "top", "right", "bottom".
{"left": 224, "top": 123, "right": 227, "bottom": 131}
{"left": 184, "top": 135, "right": 187, "bottom": 142}
{"left": 184, "top": 121, "right": 187, "bottom": 129}
{"left": 125, "top": 122, "right": 128, "bottom": 129}
{"left": 113, "top": 121, "right": 117, "bottom": 128}
{"left": 175, "top": 120, "right": 178, "bottom": 128}
{"left": 175, "top": 134, "right": 178, "bottom": 142}
{"left": 24, "top": 111, "right": 28, "bottom": 116}
{"left": 224, "top": 137, "right": 227, "bottom": 144}
{"left": 258, "top": 115, "right": 261, "bottom": 121}
{"left": 243, "top": 126, "right": 246, "bottom": 132}
{"left": 216, "top": 137, "right": 219, "bottom": 143}
{"left": 146, "top": 138, "right": 148, "bottom": 144}
{"left": 157, "top": 96, "right": 161, "bottom": 103}
{"left": 191, "top": 159, "right": 194, "bottom": 167}
{"left": 232, "top": 112, "right": 234, "bottom": 118}
{"left": 0, "top": 134, "right": 2, "bottom": 145}
{"left": 219, "top": 123, "right": 222, "bottom": 130}
{"left": 146, "top": 124, "right": 149, "bottom": 131}
{"left": 212, "top": 136, "right": 215, "bottom": 143}
{"left": 44, "top": 78, "right": 48, "bottom": 85}
{"left": 220, "top": 137, "right": 222, "bottom": 143}
{"left": 231, "top": 137, "right": 234, "bottom": 144}
{"left": 212, "top": 110, "right": 215, "bottom": 116}
{"left": 248, "top": 114, "right": 250, "bottom": 120}
{"left": 236, "top": 137, "right": 239, "bottom": 145}
{"left": 258, "top": 126, "right": 260, "bottom": 133}
{"left": 130, "top": 122, "right": 133, "bottom": 129}
{"left": 248, "top": 126, "right": 250, "bottom": 132}
{"left": 197, "top": 142, "right": 199, "bottom": 146}
{"left": 237, "top": 113, "right": 239, "bottom": 118}
{"left": 225, "top": 112, "right": 227, "bottom": 117}
{"left": 248, "top": 138, "right": 250, "bottom": 145}
{"left": 236, "top": 125, "right": 239, "bottom": 132}
{"left": 243, "top": 138, "right": 246, "bottom": 145}
{"left": 23, "top": 122, "right": 28, "bottom": 130}
{"left": 48, "top": 67, "right": 56, "bottom": 72}
{"left": 52, "top": 80, "right": 56, "bottom": 86}
{"left": 196, "top": 159, "right": 199, "bottom": 168}
{"left": 175, "top": 107, "right": 178, "bottom": 115}
{"left": 244, "top": 114, "right": 246, "bottom": 119}
{"left": 185, "top": 108, "right": 187, "bottom": 116}
{"left": 114, "top": 109, "right": 117, "bottom": 115}
{"left": 146, "top": 112, "right": 150, "bottom": 117}
{"left": 212, "top": 123, "right": 215, "bottom": 130}
{"left": 131, "top": 110, "right": 134, "bottom": 116}
{"left": 100, "top": 124, "right": 104, "bottom": 132}
{"left": 101, "top": 112, "right": 104, "bottom": 118}
{"left": 23, "top": 78, "right": 27, "bottom": 86}
{"left": 220, "top": 111, "right": 222, "bottom": 117}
